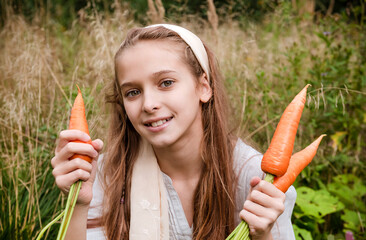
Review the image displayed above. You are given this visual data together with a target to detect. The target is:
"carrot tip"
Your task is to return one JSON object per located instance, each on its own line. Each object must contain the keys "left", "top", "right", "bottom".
{"left": 318, "top": 134, "right": 327, "bottom": 143}
{"left": 317, "top": 134, "right": 327, "bottom": 141}
{"left": 305, "top": 83, "right": 311, "bottom": 89}
{"left": 76, "top": 84, "right": 81, "bottom": 93}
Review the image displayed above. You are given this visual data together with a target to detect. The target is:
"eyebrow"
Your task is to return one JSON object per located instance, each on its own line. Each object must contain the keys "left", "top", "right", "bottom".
{"left": 152, "top": 70, "right": 176, "bottom": 77}
{"left": 120, "top": 70, "right": 177, "bottom": 89}
{"left": 120, "top": 82, "right": 135, "bottom": 89}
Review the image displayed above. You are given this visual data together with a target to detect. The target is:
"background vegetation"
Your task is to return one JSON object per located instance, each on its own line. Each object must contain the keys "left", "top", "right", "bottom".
{"left": 0, "top": 0, "right": 365, "bottom": 239}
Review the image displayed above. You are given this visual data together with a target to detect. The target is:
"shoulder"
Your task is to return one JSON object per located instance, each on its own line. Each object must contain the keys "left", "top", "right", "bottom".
{"left": 233, "top": 138, "right": 263, "bottom": 177}
{"left": 233, "top": 138, "right": 262, "bottom": 161}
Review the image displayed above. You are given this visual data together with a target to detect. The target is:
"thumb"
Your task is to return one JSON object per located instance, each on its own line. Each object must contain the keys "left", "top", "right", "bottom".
{"left": 91, "top": 139, "right": 104, "bottom": 152}
{"left": 249, "top": 176, "right": 261, "bottom": 188}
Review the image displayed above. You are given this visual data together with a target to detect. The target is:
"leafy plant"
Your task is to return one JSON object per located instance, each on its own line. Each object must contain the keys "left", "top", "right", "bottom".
{"left": 292, "top": 186, "right": 344, "bottom": 238}
{"left": 328, "top": 174, "right": 366, "bottom": 238}
{"left": 292, "top": 174, "right": 366, "bottom": 239}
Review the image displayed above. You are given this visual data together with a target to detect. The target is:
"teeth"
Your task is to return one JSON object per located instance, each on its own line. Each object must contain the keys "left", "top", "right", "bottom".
{"left": 150, "top": 119, "right": 168, "bottom": 127}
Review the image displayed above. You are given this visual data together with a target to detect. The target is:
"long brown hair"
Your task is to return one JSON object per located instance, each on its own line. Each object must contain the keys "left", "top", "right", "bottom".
{"left": 102, "top": 26, "right": 237, "bottom": 239}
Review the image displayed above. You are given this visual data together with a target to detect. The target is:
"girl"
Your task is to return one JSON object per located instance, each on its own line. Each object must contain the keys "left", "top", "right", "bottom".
{"left": 51, "top": 24, "right": 296, "bottom": 240}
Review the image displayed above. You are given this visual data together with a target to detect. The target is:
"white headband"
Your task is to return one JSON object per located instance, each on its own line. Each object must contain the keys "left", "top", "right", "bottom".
{"left": 146, "top": 24, "right": 210, "bottom": 81}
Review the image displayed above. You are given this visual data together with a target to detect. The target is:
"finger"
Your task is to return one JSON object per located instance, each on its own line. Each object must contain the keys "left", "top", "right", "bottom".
{"left": 91, "top": 139, "right": 104, "bottom": 152}
{"left": 54, "top": 169, "right": 91, "bottom": 191}
{"left": 249, "top": 189, "right": 285, "bottom": 214}
{"left": 239, "top": 209, "right": 266, "bottom": 230}
{"left": 239, "top": 209, "right": 272, "bottom": 236}
{"left": 243, "top": 199, "right": 267, "bottom": 216}
{"left": 55, "top": 171, "right": 91, "bottom": 194}
{"left": 243, "top": 199, "right": 279, "bottom": 220}
{"left": 248, "top": 189, "right": 274, "bottom": 206}
{"left": 253, "top": 179, "right": 286, "bottom": 199}
{"left": 56, "top": 130, "right": 91, "bottom": 153}
{"left": 52, "top": 158, "right": 93, "bottom": 178}
{"left": 51, "top": 156, "right": 58, "bottom": 168}
{"left": 58, "top": 142, "right": 98, "bottom": 162}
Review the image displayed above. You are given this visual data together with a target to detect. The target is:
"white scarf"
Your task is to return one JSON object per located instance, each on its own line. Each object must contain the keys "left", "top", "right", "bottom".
{"left": 129, "top": 139, "right": 169, "bottom": 240}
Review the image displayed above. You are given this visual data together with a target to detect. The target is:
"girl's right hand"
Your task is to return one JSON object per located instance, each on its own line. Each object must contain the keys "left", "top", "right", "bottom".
{"left": 51, "top": 130, "right": 104, "bottom": 206}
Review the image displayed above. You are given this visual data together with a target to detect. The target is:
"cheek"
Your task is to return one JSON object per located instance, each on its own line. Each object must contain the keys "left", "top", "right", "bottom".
{"left": 174, "top": 96, "right": 202, "bottom": 117}
{"left": 124, "top": 103, "right": 138, "bottom": 122}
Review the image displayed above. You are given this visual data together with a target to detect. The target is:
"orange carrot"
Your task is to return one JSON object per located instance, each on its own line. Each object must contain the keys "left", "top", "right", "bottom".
{"left": 68, "top": 85, "right": 92, "bottom": 163}
{"left": 36, "top": 85, "right": 92, "bottom": 240}
{"left": 227, "top": 85, "right": 320, "bottom": 240}
{"left": 273, "top": 135, "right": 326, "bottom": 192}
{"left": 57, "top": 86, "right": 91, "bottom": 240}
{"left": 261, "top": 84, "right": 310, "bottom": 176}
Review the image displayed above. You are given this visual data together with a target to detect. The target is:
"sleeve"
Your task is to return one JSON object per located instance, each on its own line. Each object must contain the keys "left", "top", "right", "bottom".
{"left": 233, "top": 139, "right": 296, "bottom": 240}
{"left": 86, "top": 154, "right": 107, "bottom": 240}
{"left": 271, "top": 186, "right": 296, "bottom": 240}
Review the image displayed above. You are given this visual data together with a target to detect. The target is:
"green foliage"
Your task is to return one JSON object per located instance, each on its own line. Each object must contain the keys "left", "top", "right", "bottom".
{"left": 307, "top": 23, "right": 365, "bottom": 165}
{"left": 236, "top": 3, "right": 366, "bottom": 239}
{"left": 293, "top": 224, "right": 313, "bottom": 240}
{"left": 341, "top": 210, "right": 366, "bottom": 234}
{"left": 292, "top": 186, "right": 344, "bottom": 239}
{"left": 2, "top": 0, "right": 365, "bottom": 28}
{"left": 293, "top": 175, "right": 366, "bottom": 239}
{"left": 0, "top": 125, "right": 63, "bottom": 239}
{"left": 295, "top": 187, "right": 345, "bottom": 222}
{"left": 328, "top": 174, "right": 366, "bottom": 236}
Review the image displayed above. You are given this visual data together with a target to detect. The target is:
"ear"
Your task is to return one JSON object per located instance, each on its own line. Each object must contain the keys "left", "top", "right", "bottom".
{"left": 198, "top": 73, "right": 212, "bottom": 103}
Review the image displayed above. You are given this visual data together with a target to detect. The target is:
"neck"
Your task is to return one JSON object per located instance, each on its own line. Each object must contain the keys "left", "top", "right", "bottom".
{"left": 153, "top": 134, "right": 203, "bottom": 181}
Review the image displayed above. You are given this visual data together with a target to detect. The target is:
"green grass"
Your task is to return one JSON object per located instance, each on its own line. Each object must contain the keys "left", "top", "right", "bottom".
{"left": 0, "top": 1, "right": 365, "bottom": 239}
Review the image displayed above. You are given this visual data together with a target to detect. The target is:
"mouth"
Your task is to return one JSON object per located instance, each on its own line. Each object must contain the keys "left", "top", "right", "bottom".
{"left": 144, "top": 117, "right": 173, "bottom": 127}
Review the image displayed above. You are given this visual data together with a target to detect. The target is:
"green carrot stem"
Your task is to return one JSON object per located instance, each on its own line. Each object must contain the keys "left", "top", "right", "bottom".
{"left": 238, "top": 221, "right": 249, "bottom": 239}
{"left": 62, "top": 181, "right": 82, "bottom": 237}
{"left": 56, "top": 180, "right": 82, "bottom": 240}
{"left": 226, "top": 173, "right": 275, "bottom": 240}
{"left": 56, "top": 183, "right": 75, "bottom": 240}
{"left": 264, "top": 173, "right": 274, "bottom": 183}
{"left": 36, "top": 211, "right": 65, "bottom": 240}
{"left": 226, "top": 222, "right": 239, "bottom": 239}
{"left": 36, "top": 180, "right": 82, "bottom": 240}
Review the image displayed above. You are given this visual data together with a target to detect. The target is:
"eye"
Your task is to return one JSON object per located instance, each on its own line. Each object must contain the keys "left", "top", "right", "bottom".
{"left": 125, "top": 89, "right": 140, "bottom": 97}
{"left": 160, "top": 80, "right": 174, "bottom": 88}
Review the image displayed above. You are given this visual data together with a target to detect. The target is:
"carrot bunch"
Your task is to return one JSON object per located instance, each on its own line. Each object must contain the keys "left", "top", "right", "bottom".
{"left": 226, "top": 85, "right": 325, "bottom": 240}
{"left": 36, "top": 86, "right": 92, "bottom": 240}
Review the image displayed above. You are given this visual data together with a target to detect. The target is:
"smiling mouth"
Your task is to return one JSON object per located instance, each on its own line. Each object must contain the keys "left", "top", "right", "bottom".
{"left": 145, "top": 117, "right": 173, "bottom": 127}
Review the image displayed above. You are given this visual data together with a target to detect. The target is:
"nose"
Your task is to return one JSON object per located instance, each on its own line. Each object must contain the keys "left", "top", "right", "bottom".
{"left": 142, "top": 90, "right": 160, "bottom": 113}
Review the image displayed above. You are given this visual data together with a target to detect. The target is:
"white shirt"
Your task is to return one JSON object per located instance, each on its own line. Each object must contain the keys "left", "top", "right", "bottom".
{"left": 86, "top": 139, "right": 296, "bottom": 239}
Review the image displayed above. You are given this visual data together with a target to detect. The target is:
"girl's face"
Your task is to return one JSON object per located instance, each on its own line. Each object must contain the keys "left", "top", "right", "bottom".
{"left": 116, "top": 40, "right": 211, "bottom": 149}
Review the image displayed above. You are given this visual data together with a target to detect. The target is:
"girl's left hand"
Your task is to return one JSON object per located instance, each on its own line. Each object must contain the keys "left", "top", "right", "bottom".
{"left": 239, "top": 176, "right": 286, "bottom": 240}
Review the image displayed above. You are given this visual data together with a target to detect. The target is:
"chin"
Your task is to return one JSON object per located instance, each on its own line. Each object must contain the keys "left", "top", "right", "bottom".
{"left": 150, "top": 140, "right": 174, "bottom": 149}
{"left": 147, "top": 136, "right": 176, "bottom": 149}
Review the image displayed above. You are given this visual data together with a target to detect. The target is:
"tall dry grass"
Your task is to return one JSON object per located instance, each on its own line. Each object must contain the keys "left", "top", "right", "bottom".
{"left": 0, "top": 3, "right": 136, "bottom": 238}
{"left": 0, "top": 1, "right": 364, "bottom": 239}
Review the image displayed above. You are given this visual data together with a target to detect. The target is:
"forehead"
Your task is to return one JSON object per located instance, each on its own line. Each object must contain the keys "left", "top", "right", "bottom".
{"left": 118, "top": 39, "right": 185, "bottom": 63}
{"left": 116, "top": 40, "right": 189, "bottom": 82}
